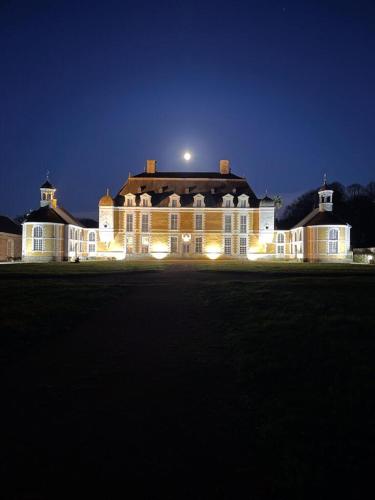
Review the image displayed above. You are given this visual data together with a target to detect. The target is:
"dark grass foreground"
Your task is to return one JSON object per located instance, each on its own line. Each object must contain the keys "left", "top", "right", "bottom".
{"left": 1, "top": 261, "right": 374, "bottom": 499}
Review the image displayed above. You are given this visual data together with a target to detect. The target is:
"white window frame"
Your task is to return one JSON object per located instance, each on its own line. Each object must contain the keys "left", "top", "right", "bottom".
{"left": 140, "top": 193, "right": 151, "bottom": 207}
{"left": 224, "top": 237, "right": 232, "bottom": 255}
{"left": 195, "top": 213, "right": 203, "bottom": 231}
{"left": 170, "top": 213, "right": 179, "bottom": 231}
{"left": 141, "top": 213, "right": 149, "bottom": 233}
{"left": 328, "top": 228, "right": 339, "bottom": 254}
{"left": 125, "top": 194, "right": 136, "bottom": 207}
{"left": 169, "top": 194, "right": 181, "bottom": 208}
{"left": 237, "top": 194, "right": 249, "bottom": 208}
{"left": 126, "top": 213, "right": 134, "bottom": 232}
{"left": 170, "top": 235, "right": 178, "bottom": 254}
{"left": 239, "top": 237, "right": 247, "bottom": 256}
{"left": 195, "top": 236, "right": 203, "bottom": 254}
{"left": 239, "top": 214, "right": 247, "bottom": 234}
{"left": 222, "top": 194, "right": 234, "bottom": 208}
{"left": 193, "top": 194, "right": 205, "bottom": 208}
{"left": 276, "top": 232, "right": 285, "bottom": 255}
{"left": 33, "top": 225, "right": 43, "bottom": 251}
{"left": 224, "top": 214, "right": 232, "bottom": 233}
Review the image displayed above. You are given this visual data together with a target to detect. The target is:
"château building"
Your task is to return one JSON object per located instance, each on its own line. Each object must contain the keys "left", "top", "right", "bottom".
{"left": 22, "top": 160, "right": 352, "bottom": 262}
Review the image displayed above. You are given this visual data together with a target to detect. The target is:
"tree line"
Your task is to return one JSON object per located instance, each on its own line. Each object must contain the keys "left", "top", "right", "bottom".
{"left": 278, "top": 182, "right": 375, "bottom": 248}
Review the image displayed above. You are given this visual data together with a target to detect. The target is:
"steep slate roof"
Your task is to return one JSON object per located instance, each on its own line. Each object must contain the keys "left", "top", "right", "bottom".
{"left": 0, "top": 215, "right": 22, "bottom": 235}
{"left": 25, "top": 206, "right": 85, "bottom": 227}
{"left": 293, "top": 208, "right": 347, "bottom": 229}
{"left": 116, "top": 170, "right": 260, "bottom": 207}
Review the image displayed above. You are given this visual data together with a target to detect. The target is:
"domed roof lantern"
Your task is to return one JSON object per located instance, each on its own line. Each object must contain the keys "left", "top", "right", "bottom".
{"left": 40, "top": 171, "right": 57, "bottom": 207}
{"left": 318, "top": 174, "right": 334, "bottom": 212}
{"left": 99, "top": 188, "right": 114, "bottom": 207}
{"left": 259, "top": 190, "right": 275, "bottom": 207}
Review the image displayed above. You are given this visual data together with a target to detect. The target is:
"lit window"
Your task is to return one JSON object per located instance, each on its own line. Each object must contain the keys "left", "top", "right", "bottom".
{"left": 126, "top": 236, "right": 133, "bottom": 254}
{"left": 195, "top": 214, "right": 203, "bottom": 230}
{"left": 170, "top": 214, "right": 178, "bottom": 230}
{"left": 141, "top": 214, "right": 149, "bottom": 232}
{"left": 170, "top": 236, "right": 178, "bottom": 253}
{"left": 239, "top": 237, "right": 247, "bottom": 255}
{"left": 224, "top": 215, "right": 232, "bottom": 233}
{"left": 141, "top": 236, "right": 149, "bottom": 254}
{"left": 33, "top": 226, "right": 43, "bottom": 251}
{"left": 328, "top": 228, "right": 338, "bottom": 254}
{"left": 224, "top": 237, "right": 232, "bottom": 255}
{"left": 240, "top": 215, "right": 247, "bottom": 234}
{"left": 126, "top": 214, "right": 133, "bottom": 232}
{"left": 195, "top": 236, "right": 202, "bottom": 254}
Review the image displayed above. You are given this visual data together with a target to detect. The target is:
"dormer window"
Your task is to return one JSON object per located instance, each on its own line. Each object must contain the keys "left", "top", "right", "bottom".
{"left": 125, "top": 194, "right": 136, "bottom": 207}
{"left": 169, "top": 194, "right": 181, "bottom": 208}
{"left": 237, "top": 194, "right": 249, "bottom": 208}
{"left": 222, "top": 194, "right": 234, "bottom": 208}
{"left": 140, "top": 193, "right": 151, "bottom": 207}
{"left": 193, "top": 194, "right": 205, "bottom": 208}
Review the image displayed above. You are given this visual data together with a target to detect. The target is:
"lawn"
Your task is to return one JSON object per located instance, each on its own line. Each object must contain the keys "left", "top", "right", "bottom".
{"left": 1, "top": 260, "right": 374, "bottom": 498}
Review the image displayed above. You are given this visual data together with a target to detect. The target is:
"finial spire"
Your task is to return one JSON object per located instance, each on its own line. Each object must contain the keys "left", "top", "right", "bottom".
{"left": 106, "top": 187, "right": 109, "bottom": 196}
{"left": 323, "top": 173, "right": 327, "bottom": 185}
{"left": 46, "top": 170, "right": 50, "bottom": 181}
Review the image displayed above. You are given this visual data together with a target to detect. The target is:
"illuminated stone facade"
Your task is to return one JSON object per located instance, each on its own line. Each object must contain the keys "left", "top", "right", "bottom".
{"left": 96, "top": 160, "right": 352, "bottom": 262}
{"left": 21, "top": 161, "right": 352, "bottom": 263}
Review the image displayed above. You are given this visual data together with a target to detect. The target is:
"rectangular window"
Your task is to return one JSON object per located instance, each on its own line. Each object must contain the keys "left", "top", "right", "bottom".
{"left": 195, "top": 214, "right": 203, "bottom": 230}
{"left": 225, "top": 200, "right": 231, "bottom": 208}
{"left": 141, "top": 214, "right": 149, "bottom": 232}
{"left": 126, "top": 214, "right": 133, "bottom": 232}
{"left": 240, "top": 215, "right": 247, "bottom": 234}
{"left": 195, "top": 237, "right": 202, "bottom": 254}
{"left": 239, "top": 237, "right": 247, "bottom": 255}
{"left": 170, "top": 236, "right": 178, "bottom": 253}
{"left": 171, "top": 199, "right": 177, "bottom": 208}
{"left": 170, "top": 214, "right": 178, "bottom": 230}
{"left": 196, "top": 199, "right": 202, "bottom": 207}
{"left": 329, "top": 241, "right": 338, "bottom": 254}
{"left": 277, "top": 245, "right": 285, "bottom": 254}
{"left": 89, "top": 243, "right": 95, "bottom": 253}
{"left": 224, "top": 237, "right": 232, "bottom": 255}
{"left": 33, "top": 239, "right": 43, "bottom": 251}
{"left": 126, "top": 236, "right": 133, "bottom": 254}
{"left": 224, "top": 215, "right": 232, "bottom": 233}
{"left": 141, "top": 243, "right": 149, "bottom": 254}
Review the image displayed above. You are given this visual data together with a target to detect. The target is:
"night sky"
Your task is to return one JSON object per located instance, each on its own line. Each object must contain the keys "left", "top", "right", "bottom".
{"left": 1, "top": 0, "right": 375, "bottom": 218}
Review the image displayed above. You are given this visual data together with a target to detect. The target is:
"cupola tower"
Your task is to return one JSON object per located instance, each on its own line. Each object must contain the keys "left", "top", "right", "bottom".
{"left": 40, "top": 176, "right": 57, "bottom": 208}
{"left": 318, "top": 175, "right": 333, "bottom": 212}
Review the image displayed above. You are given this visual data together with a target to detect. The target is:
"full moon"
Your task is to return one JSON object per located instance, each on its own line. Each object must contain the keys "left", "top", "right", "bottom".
{"left": 183, "top": 151, "right": 192, "bottom": 161}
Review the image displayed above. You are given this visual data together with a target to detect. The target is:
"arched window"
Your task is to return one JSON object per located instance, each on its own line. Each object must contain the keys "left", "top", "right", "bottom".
{"left": 328, "top": 228, "right": 339, "bottom": 254}
{"left": 33, "top": 225, "right": 43, "bottom": 251}
{"left": 75, "top": 229, "right": 79, "bottom": 240}
{"left": 277, "top": 233, "right": 285, "bottom": 243}
{"left": 89, "top": 232, "right": 96, "bottom": 242}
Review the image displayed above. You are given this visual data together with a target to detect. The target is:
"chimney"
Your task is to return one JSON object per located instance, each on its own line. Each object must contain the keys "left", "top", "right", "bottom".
{"left": 220, "top": 160, "right": 230, "bottom": 175}
{"left": 146, "top": 160, "right": 156, "bottom": 174}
